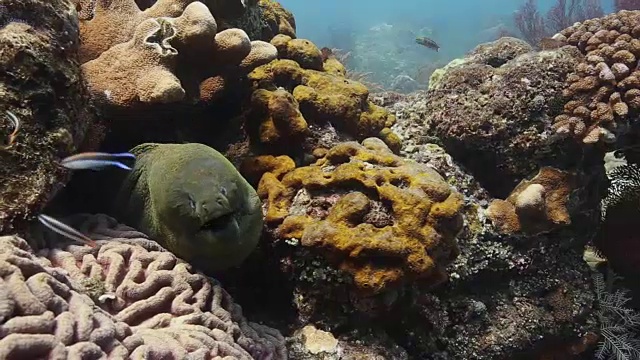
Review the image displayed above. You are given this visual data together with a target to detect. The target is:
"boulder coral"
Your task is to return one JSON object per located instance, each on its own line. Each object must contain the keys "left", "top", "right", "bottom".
{"left": 247, "top": 48, "right": 400, "bottom": 153}
{"left": 486, "top": 167, "right": 575, "bottom": 235}
{"left": 552, "top": 10, "right": 640, "bottom": 144}
{"left": 423, "top": 37, "right": 583, "bottom": 196}
{"left": 256, "top": 138, "right": 464, "bottom": 295}
{"left": 0, "top": 0, "right": 97, "bottom": 233}
{"left": 0, "top": 214, "right": 286, "bottom": 359}
{"left": 76, "top": 0, "right": 278, "bottom": 107}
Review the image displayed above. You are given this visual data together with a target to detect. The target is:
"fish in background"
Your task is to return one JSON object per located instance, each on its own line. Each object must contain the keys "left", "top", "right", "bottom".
{"left": 415, "top": 36, "right": 440, "bottom": 52}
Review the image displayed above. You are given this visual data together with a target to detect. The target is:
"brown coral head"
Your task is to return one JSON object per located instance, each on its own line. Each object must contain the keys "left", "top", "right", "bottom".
{"left": 486, "top": 167, "right": 574, "bottom": 235}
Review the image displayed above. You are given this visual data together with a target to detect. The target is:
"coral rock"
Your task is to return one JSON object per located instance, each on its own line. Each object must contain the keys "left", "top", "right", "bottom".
{"left": 271, "top": 34, "right": 324, "bottom": 71}
{"left": 422, "top": 37, "right": 583, "bottom": 196}
{"left": 257, "top": 0, "right": 296, "bottom": 40}
{"left": 0, "top": 0, "right": 97, "bottom": 233}
{"left": 486, "top": 167, "right": 575, "bottom": 235}
{"left": 257, "top": 138, "right": 464, "bottom": 295}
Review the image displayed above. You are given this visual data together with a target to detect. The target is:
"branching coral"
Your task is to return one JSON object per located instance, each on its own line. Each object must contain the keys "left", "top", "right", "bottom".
{"left": 0, "top": 214, "right": 286, "bottom": 359}
{"left": 551, "top": 10, "right": 640, "bottom": 144}
{"left": 255, "top": 138, "right": 464, "bottom": 295}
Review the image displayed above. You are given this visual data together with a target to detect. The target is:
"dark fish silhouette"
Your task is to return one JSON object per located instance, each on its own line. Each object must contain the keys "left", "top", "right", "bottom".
{"left": 415, "top": 36, "right": 440, "bottom": 52}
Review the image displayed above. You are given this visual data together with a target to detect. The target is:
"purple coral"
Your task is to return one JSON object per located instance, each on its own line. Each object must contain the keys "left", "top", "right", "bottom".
{"left": 0, "top": 214, "right": 286, "bottom": 359}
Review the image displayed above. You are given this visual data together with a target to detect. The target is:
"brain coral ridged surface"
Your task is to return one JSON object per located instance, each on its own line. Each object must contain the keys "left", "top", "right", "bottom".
{"left": 552, "top": 10, "right": 640, "bottom": 144}
{"left": 257, "top": 137, "right": 464, "bottom": 295}
{"left": 0, "top": 214, "right": 285, "bottom": 359}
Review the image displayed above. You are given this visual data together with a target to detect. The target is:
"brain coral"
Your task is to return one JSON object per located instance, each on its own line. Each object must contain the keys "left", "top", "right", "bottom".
{"left": 552, "top": 10, "right": 640, "bottom": 144}
{"left": 0, "top": 214, "right": 286, "bottom": 359}
{"left": 256, "top": 137, "right": 464, "bottom": 295}
{"left": 422, "top": 37, "right": 583, "bottom": 197}
{"left": 247, "top": 51, "right": 399, "bottom": 154}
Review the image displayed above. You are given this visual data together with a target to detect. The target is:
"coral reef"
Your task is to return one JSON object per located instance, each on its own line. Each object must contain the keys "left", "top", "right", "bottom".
{"left": 256, "top": 137, "right": 464, "bottom": 296}
{"left": 486, "top": 167, "right": 576, "bottom": 235}
{"left": 257, "top": 0, "right": 296, "bottom": 40}
{"left": 77, "top": 0, "right": 278, "bottom": 107}
{"left": 422, "top": 37, "right": 584, "bottom": 196}
{"left": 111, "top": 143, "right": 263, "bottom": 272}
{"left": 344, "top": 91, "right": 599, "bottom": 359}
{"left": 0, "top": 214, "right": 285, "bottom": 359}
{"left": 551, "top": 10, "right": 640, "bottom": 144}
{"left": 247, "top": 54, "right": 399, "bottom": 154}
{"left": 0, "top": 0, "right": 96, "bottom": 233}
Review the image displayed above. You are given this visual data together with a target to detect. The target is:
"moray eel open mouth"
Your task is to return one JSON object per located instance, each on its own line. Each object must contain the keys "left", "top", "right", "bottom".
{"left": 201, "top": 212, "right": 235, "bottom": 233}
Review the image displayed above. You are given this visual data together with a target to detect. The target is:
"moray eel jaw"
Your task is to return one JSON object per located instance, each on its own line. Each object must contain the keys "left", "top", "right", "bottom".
{"left": 199, "top": 211, "right": 236, "bottom": 234}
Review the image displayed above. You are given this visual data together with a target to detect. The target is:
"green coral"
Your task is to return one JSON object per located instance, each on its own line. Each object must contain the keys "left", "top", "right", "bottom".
{"left": 111, "top": 143, "right": 263, "bottom": 272}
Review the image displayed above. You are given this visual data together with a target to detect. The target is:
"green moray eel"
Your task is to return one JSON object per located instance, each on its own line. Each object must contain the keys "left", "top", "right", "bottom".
{"left": 111, "top": 143, "right": 263, "bottom": 271}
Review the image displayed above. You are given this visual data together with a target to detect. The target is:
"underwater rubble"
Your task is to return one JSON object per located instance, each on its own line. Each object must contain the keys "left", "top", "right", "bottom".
{"left": 1, "top": 0, "right": 640, "bottom": 359}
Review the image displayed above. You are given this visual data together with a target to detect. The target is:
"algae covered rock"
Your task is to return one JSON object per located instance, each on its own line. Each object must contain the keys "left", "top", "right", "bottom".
{"left": 423, "top": 37, "right": 584, "bottom": 197}
{"left": 111, "top": 143, "right": 262, "bottom": 272}
{"left": 0, "top": 0, "right": 96, "bottom": 233}
{"left": 256, "top": 137, "right": 464, "bottom": 296}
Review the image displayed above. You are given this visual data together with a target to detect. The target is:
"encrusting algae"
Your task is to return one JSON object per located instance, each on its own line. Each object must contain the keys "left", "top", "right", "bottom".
{"left": 255, "top": 137, "right": 464, "bottom": 295}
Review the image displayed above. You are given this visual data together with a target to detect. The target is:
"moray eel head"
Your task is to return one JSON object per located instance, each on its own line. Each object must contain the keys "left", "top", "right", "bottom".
{"left": 142, "top": 143, "right": 262, "bottom": 271}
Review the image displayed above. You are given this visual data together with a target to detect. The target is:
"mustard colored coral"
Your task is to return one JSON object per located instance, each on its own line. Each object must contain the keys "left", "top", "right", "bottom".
{"left": 257, "top": 138, "right": 464, "bottom": 295}
{"left": 248, "top": 58, "right": 398, "bottom": 151}
{"left": 257, "top": 0, "right": 296, "bottom": 40}
{"left": 552, "top": 10, "right": 640, "bottom": 144}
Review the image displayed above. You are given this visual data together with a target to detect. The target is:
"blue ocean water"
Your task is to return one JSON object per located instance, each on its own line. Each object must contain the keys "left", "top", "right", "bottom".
{"left": 278, "top": 0, "right": 617, "bottom": 91}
